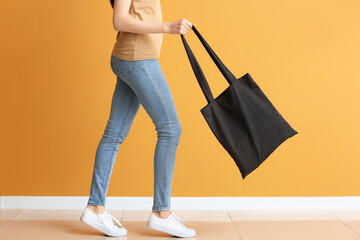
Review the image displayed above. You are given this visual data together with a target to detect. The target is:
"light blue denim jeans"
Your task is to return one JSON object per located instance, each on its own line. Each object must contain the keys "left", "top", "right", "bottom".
{"left": 87, "top": 54, "right": 182, "bottom": 211}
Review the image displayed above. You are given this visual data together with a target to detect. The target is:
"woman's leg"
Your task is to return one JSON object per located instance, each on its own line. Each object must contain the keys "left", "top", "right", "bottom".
{"left": 111, "top": 56, "right": 182, "bottom": 214}
{"left": 87, "top": 56, "right": 141, "bottom": 208}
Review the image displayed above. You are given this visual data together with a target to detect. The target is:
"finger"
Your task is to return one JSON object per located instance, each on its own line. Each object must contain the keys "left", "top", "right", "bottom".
{"left": 185, "top": 19, "right": 194, "bottom": 28}
{"left": 184, "top": 21, "right": 192, "bottom": 31}
{"left": 184, "top": 20, "right": 192, "bottom": 30}
{"left": 180, "top": 24, "right": 188, "bottom": 34}
{"left": 180, "top": 23, "right": 189, "bottom": 32}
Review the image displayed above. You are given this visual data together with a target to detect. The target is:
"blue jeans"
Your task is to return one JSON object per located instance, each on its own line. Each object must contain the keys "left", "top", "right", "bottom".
{"left": 87, "top": 54, "right": 182, "bottom": 211}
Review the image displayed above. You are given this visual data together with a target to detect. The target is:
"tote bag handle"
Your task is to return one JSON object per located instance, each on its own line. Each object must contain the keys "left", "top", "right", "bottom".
{"left": 180, "top": 25, "right": 237, "bottom": 103}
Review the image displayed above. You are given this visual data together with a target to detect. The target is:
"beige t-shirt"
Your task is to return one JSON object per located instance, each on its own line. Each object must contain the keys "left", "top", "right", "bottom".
{"left": 111, "top": 0, "right": 163, "bottom": 61}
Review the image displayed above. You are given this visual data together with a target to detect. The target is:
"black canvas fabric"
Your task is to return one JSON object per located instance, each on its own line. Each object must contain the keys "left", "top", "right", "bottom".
{"left": 180, "top": 25, "right": 298, "bottom": 179}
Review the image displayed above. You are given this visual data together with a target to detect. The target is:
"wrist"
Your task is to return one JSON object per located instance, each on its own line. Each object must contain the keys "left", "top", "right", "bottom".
{"left": 162, "top": 22, "right": 169, "bottom": 34}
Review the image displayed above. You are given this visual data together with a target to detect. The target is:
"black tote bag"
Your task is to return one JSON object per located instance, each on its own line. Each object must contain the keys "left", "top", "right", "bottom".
{"left": 180, "top": 25, "right": 298, "bottom": 179}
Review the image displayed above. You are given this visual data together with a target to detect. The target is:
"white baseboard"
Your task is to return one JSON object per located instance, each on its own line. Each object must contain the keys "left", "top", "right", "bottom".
{"left": 1, "top": 196, "right": 360, "bottom": 209}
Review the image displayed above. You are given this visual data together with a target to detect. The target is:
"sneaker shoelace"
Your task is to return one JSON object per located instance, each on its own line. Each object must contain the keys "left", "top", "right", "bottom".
{"left": 102, "top": 209, "right": 124, "bottom": 230}
{"left": 170, "top": 211, "right": 186, "bottom": 229}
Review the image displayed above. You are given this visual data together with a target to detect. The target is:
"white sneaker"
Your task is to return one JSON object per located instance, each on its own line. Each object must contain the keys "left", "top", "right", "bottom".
{"left": 80, "top": 206, "right": 127, "bottom": 237}
{"left": 146, "top": 210, "right": 196, "bottom": 238}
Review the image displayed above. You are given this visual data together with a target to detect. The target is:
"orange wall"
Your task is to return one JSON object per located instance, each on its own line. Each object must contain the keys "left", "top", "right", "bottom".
{"left": 1, "top": 0, "right": 360, "bottom": 197}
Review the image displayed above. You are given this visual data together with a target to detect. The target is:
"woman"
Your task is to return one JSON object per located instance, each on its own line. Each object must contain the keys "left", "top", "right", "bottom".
{"left": 79, "top": 0, "right": 196, "bottom": 237}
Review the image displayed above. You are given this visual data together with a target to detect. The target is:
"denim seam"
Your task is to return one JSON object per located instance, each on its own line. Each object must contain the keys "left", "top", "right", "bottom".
{"left": 103, "top": 89, "right": 136, "bottom": 205}
{"left": 140, "top": 60, "right": 174, "bottom": 211}
{"left": 153, "top": 207, "right": 170, "bottom": 211}
{"left": 119, "top": 61, "right": 135, "bottom": 76}
{"left": 139, "top": 60, "right": 172, "bottom": 125}
{"left": 111, "top": 55, "right": 136, "bottom": 76}
{"left": 124, "top": 62, "right": 135, "bottom": 75}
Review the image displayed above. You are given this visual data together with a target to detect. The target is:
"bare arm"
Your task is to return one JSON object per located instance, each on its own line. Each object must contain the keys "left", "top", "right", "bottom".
{"left": 112, "top": 0, "right": 165, "bottom": 33}
{"left": 113, "top": 0, "right": 194, "bottom": 35}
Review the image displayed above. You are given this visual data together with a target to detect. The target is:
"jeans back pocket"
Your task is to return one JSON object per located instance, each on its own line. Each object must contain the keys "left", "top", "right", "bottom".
{"left": 111, "top": 55, "right": 135, "bottom": 76}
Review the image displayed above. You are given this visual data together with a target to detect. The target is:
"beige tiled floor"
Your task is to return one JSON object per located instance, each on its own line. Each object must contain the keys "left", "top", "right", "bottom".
{"left": 1, "top": 209, "right": 360, "bottom": 239}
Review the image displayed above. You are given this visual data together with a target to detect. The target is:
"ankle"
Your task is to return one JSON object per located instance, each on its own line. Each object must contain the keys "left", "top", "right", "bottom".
{"left": 87, "top": 205, "right": 105, "bottom": 214}
{"left": 152, "top": 210, "right": 171, "bottom": 219}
